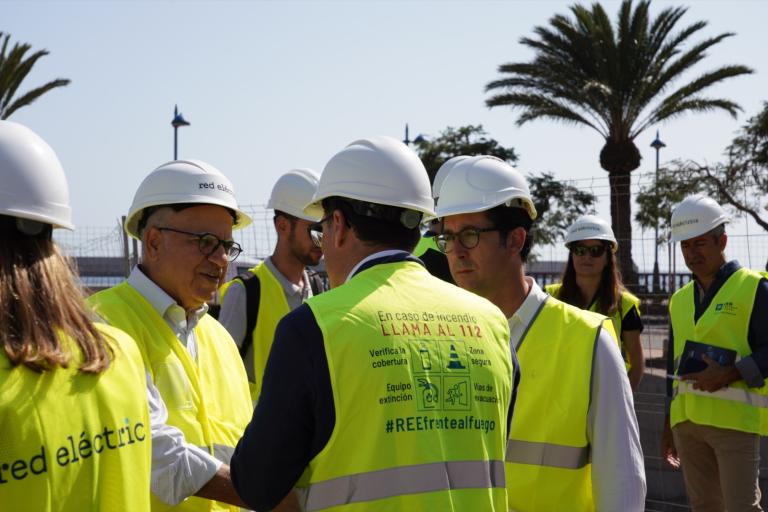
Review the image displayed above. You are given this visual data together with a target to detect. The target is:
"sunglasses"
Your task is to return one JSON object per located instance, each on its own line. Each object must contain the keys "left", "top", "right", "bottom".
{"left": 570, "top": 243, "right": 609, "bottom": 258}
{"left": 308, "top": 215, "right": 332, "bottom": 249}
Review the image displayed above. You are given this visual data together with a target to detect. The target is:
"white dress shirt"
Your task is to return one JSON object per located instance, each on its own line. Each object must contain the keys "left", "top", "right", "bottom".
{"left": 218, "top": 257, "right": 313, "bottom": 347}
{"left": 508, "top": 277, "right": 646, "bottom": 511}
{"left": 127, "top": 267, "right": 222, "bottom": 506}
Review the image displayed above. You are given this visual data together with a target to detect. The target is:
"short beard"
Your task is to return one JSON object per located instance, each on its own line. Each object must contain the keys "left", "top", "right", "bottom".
{"left": 288, "top": 225, "right": 321, "bottom": 267}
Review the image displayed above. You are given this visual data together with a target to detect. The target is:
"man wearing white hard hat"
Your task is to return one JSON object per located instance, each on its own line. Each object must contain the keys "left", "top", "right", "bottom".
{"left": 230, "top": 136, "right": 517, "bottom": 510}
{"left": 662, "top": 195, "right": 768, "bottom": 511}
{"left": 218, "top": 168, "right": 325, "bottom": 403}
{"left": 411, "top": 156, "right": 471, "bottom": 283}
{"left": 88, "top": 160, "right": 254, "bottom": 511}
{"left": 435, "top": 155, "right": 645, "bottom": 511}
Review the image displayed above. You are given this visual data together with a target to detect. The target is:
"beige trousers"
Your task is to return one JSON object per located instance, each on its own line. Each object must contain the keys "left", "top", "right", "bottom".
{"left": 673, "top": 420, "right": 762, "bottom": 512}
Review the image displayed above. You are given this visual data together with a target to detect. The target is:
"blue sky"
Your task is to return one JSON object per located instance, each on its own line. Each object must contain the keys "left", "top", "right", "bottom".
{"left": 6, "top": 0, "right": 767, "bottom": 252}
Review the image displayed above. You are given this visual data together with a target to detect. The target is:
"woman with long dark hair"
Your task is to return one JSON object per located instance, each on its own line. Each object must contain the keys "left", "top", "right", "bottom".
{"left": 546, "top": 215, "right": 645, "bottom": 390}
{"left": 0, "top": 121, "right": 151, "bottom": 510}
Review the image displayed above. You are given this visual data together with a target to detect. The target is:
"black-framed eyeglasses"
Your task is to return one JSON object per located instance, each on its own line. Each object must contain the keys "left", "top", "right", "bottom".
{"left": 569, "top": 243, "right": 609, "bottom": 258}
{"left": 436, "top": 227, "right": 501, "bottom": 253}
{"left": 157, "top": 227, "right": 242, "bottom": 262}
{"left": 308, "top": 215, "right": 332, "bottom": 249}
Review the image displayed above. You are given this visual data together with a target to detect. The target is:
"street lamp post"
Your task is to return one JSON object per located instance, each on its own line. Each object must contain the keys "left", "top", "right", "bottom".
{"left": 650, "top": 130, "right": 666, "bottom": 294}
{"left": 171, "top": 105, "right": 190, "bottom": 160}
{"left": 403, "top": 123, "right": 425, "bottom": 146}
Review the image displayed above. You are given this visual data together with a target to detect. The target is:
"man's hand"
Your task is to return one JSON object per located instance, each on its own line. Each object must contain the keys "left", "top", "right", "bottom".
{"left": 660, "top": 418, "right": 680, "bottom": 470}
{"left": 196, "top": 464, "right": 248, "bottom": 508}
{"left": 680, "top": 355, "right": 740, "bottom": 392}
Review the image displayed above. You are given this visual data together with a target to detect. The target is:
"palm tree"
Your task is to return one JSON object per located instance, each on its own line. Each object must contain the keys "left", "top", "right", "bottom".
{"left": 485, "top": 0, "right": 752, "bottom": 286}
{"left": 0, "top": 32, "right": 70, "bottom": 119}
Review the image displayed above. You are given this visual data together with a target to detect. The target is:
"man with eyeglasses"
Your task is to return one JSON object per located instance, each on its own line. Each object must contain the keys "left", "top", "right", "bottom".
{"left": 87, "top": 160, "right": 256, "bottom": 511}
{"left": 434, "top": 155, "right": 645, "bottom": 511}
{"left": 218, "top": 169, "right": 324, "bottom": 404}
{"left": 229, "top": 137, "right": 517, "bottom": 510}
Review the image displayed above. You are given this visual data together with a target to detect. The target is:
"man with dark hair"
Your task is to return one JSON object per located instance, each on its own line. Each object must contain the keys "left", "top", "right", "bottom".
{"left": 662, "top": 195, "right": 768, "bottom": 511}
{"left": 435, "top": 155, "right": 645, "bottom": 511}
{"left": 230, "top": 136, "right": 518, "bottom": 510}
{"left": 218, "top": 169, "right": 324, "bottom": 403}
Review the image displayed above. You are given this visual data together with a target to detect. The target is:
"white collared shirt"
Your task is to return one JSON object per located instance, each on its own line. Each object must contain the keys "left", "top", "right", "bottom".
{"left": 218, "top": 257, "right": 313, "bottom": 346}
{"left": 128, "top": 267, "right": 208, "bottom": 360}
{"left": 126, "top": 267, "right": 222, "bottom": 506}
{"left": 510, "top": 277, "right": 647, "bottom": 511}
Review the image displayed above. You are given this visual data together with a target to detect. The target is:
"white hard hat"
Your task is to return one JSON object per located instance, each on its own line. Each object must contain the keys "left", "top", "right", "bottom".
{"left": 670, "top": 194, "right": 729, "bottom": 243}
{"left": 267, "top": 168, "right": 321, "bottom": 222}
{"left": 433, "top": 155, "right": 471, "bottom": 200}
{"left": 125, "top": 159, "right": 252, "bottom": 240}
{"left": 304, "top": 135, "right": 435, "bottom": 222}
{"left": 564, "top": 215, "right": 617, "bottom": 252}
{"left": 0, "top": 121, "right": 73, "bottom": 230}
{"left": 435, "top": 155, "right": 537, "bottom": 220}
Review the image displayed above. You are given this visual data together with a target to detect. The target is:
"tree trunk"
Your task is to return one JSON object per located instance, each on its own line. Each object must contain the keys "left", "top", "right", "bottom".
{"left": 601, "top": 138, "right": 641, "bottom": 290}
{"left": 608, "top": 169, "right": 638, "bottom": 289}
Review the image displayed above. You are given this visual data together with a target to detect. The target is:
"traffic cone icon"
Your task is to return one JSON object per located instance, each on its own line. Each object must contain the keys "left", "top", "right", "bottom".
{"left": 447, "top": 344, "right": 465, "bottom": 369}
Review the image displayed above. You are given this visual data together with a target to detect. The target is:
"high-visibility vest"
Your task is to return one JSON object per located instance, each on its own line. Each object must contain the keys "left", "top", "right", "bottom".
{"left": 670, "top": 267, "right": 768, "bottom": 434}
{"left": 88, "top": 282, "right": 252, "bottom": 512}
{"left": 413, "top": 235, "right": 439, "bottom": 257}
{"left": 297, "top": 260, "right": 513, "bottom": 511}
{"left": 507, "top": 296, "right": 611, "bottom": 512}
{"left": 545, "top": 283, "right": 639, "bottom": 367}
{"left": 0, "top": 324, "right": 151, "bottom": 511}
{"left": 219, "top": 263, "right": 290, "bottom": 401}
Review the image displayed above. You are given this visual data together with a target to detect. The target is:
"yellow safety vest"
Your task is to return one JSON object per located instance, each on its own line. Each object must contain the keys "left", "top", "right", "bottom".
{"left": 219, "top": 263, "right": 290, "bottom": 401}
{"left": 88, "top": 282, "right": 252, "bottom": 512}
{"left": 507, "top": 296, "right": 611, "bottom": 512}
{"left": 670, "top": 267, "right": 768, "bottom": 434}
{"left": 546, "top": 283, "right": 638, "bottom": 367}
{"left": 297, "top": 260, "right": 513, "bottom": 511}
{"left": 413, "top": 235, "right": 438, "bottom": 257}
{"left": 0, "top": 324, "right": 151, "bottom": 511}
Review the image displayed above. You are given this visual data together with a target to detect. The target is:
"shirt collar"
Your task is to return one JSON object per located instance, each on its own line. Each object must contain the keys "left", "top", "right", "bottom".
{"left": 346, "top": 250, "right": 413, "bottom": 283}
{"left": 264, "top": 257, "right": 309, "bottom": 297}
{"left": 693, "top": 259, "right": 740, "bottom": 291}
{"left": 508, "top": 276, "right": 547, "bottom": 328}
{"left": 127, "top": 266, "right": 208, "bottom": 328}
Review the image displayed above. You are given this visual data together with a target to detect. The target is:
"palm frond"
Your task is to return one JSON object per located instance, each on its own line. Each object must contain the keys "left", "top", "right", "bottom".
{"left": 1, "top": 49, "right": 49, "bottom": 112}
{"left": 485, "top": 92, "right": 607, "bottom": 136}
{"left": 485, "top": 0, "right": 750, "bottom": 146}
{"left": 2, "top": 79, "right": 70, "bottom": 119}
{"left": 0, "top": 32, "right": 70, "bottom": 119}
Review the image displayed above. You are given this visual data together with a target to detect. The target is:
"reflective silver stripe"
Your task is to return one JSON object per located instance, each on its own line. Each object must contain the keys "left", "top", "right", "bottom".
{"left": 197, "top": 444, "right": 236, "bottom": 464}
{"left": 505, "top": 439, "right": 590, "bottom": 469}
{"left": 213, "top": 444, "right": 235, "bottom": 464}
{"left": 304, "top": 460, "right": 505, "bottom": 511}
{"left": 673, "top": 381, "right": 768, "bottom": 408}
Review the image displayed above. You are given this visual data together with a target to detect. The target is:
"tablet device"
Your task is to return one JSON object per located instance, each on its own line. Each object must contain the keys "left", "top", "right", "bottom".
{"left": 677, "top": 340, "right": 737, "bottom": 375}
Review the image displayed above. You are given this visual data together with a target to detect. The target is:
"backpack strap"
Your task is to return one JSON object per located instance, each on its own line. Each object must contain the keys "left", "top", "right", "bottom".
{"left": 237, "top": 271, "right": 261, "bottom": 358}
{"left": 307, "top": 271, "right": 327, "bottom": 295}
